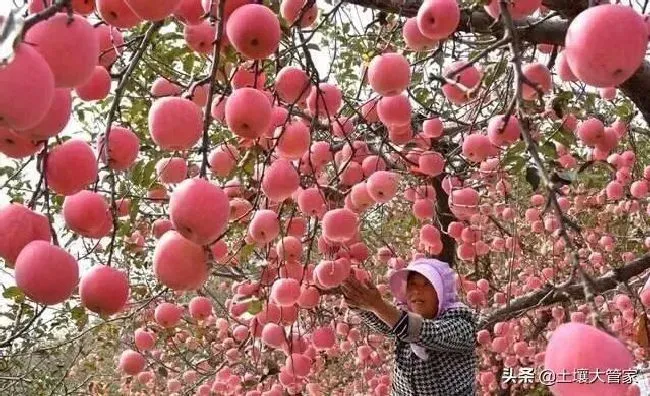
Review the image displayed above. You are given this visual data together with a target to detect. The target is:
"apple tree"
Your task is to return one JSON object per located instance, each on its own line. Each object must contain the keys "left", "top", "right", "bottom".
{"left": 1, "top": 0, "right": 650, "bottom": 395}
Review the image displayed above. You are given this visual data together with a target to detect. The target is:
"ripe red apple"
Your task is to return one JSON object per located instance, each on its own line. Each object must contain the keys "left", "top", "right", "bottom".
{"left": 75, "top": 66, "right": 112, "bottom": 101}
{"left": 0, "top": 44, "right": 54, "bottom": 130}
{"left": 189, "top": 296, "right": 213, "bottom": 320}
{"left": 169, "top": 178, "right": 230, "bottom": 245}
{"left": 173, "top": 0, "right": 205, "bottom": 24}
{"left": 62, "top": 190, "right": 112, "bottom": 238}
{"left": 45, "top": 139, "right": 98, "bottom": 196}
{"left": 97, "top": 0, "right": 142, "bottom": 29}
{"left": 226, "top": 4, "right": 281, "bottom": 60}
{"left": 184, "top": 21, "right": 217, "bottom": 54}
{"left": 416, "top": 0, "right": 460, "bottom": 40}
{"left": 153, "top": 231, "right": 208, "bottom": 290}
{"left": 306, "top": 83, "right": 342, "bottom": 118}
{"left": 225, "top": 88, "right": 273, "bottom": 139}
{"left": 95, "top": 24, "right": 125, "bottom": 68}
{"left": 25, "top": 13, "right": 99, "bottom": 88}
{"left": 14, "top": 241, "right": 79, "bottom": 305}
{"left": 119, "top": 349, "right": 146, "bottom": 375}
{"left": 565, "top": 5, "right": 648, "bottom": 87}
{"left": 275, "top": 66, "right": 311, "bottom": 105}
{"left": 261, "top": 159, "right": 300, "bottom": 202}
{"left": 21, "top": 88, "right": 72, "bottom": 140}
{"left": 0, "top": 204, "right": 51, "bottom": 267}
{"left": 124, "top": 0, "right": 182, "bottom": 20}
{"left": 403, "top": 17, "right": 438, "bottom": 51}
{"left": 248, "top": 210, "right": 280, "bottom": 244}
{"left": 544, "top": 322, "right": 634, "bottom": 395}
{"left": 367, "top": 53, "right": 411, "bottom": 96}
{"left": 280, "top": 0, "right": 318, "bottom": 27}
{"left": 155, "top": 302, "right": 184, "bottom": 327}
{"left": 79, "top": 265, "right": 129, "bottom": 315}
{"left": 0, "top": 128, "right": 43, "bottom": 159}
{"left": 96, "top": 126, "right": 140, "bottom": 171}
{"left": 148, "top": 97, "right": 203, "bottom": 150}
{"left": 322, "top": 208, "right": 358, "bottom": 243}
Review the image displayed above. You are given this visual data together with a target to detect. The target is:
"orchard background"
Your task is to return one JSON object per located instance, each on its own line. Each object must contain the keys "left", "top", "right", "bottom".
{"left": 1, "top": 0, "right": 650, "bottom": 395}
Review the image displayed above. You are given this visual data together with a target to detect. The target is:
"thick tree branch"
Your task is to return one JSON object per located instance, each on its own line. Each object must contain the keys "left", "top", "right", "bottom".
{"left": 480, "top": 253, "right": 650, "bottom": 331}
{"left": 620, "top": 62, "right": 650, "bottom": 125}
{"left": 542, "top": 0, "right": 589, "bottom": 19}
{"left": 431, "top": 174, "right": 455, "bottom": 267}
{"left": 342, "top": 0, "right": 568, "bottom": 45}
{"left": 342, "top": 0, "right": 650, "bottom": 124}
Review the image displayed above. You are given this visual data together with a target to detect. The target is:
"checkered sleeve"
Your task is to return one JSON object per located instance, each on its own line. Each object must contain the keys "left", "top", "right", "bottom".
{"left": 393, "top": 310, "right": 476, "bottom": 353}
{"left": 476, "top": 313, "right": 489, "bottom": 330}
{"left": 352, "top": 308, "right": 395, "bottom": 336}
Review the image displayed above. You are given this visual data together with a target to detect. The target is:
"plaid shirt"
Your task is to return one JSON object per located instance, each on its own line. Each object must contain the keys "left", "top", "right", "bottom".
{"left": 354, "top": 306, "right": 479, "bottom": 396}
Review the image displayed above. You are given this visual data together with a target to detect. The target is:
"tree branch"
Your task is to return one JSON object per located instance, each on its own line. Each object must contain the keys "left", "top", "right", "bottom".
{"left": 0, "top": 305, "right": 46, "bottom": 349}
{"left": 341, "top": 0, "right": 650, "bottom": 124}
{"left": 199, "top": 0, "right": 227, "bottom": 178}
{"left": 341, "top": 0, "right": 568, "bottom": 44}
{"left": 23, "top": 0, "right": 71, "bottom": 31}
{"left": 102, "top": 21, "right": 162, "bottom": 268}
{"left": 480, "top": 253, "right": 650, "bottom": 331}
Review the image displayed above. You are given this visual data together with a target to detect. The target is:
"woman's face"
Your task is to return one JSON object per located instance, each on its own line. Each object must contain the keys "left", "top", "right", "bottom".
{"left": 406, "top": 272, "right": 439, "bottom": 319}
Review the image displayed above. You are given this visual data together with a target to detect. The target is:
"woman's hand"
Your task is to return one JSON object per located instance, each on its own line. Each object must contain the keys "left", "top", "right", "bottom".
{"left": 342, "top": 275, "right": 403, "bottom": 328}
{"left": 340, "top": 275, "right": 383, "bottom": 312}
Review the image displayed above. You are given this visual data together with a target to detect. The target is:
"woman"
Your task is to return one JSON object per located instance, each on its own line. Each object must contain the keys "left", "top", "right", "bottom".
{"left": 341, "top": 258, "right": 478, "bottom": 395}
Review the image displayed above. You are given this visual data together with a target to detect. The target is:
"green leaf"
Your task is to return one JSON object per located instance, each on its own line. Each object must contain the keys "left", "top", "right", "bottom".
{"left": 70, "top": 306, "right": 85, "bottom": 320}
{"left": 247, "top": 299, "right": 263, "bottom": 315}
{"left": 142, "top": 159, "right": 157, "bottom": 185}
{"left": 411, "top": 71, "right": 423, "bottom": 85}
{"left": 484, "top": 60, "right": 507, "bottom": 86}
{"left": 501, "top": 141, "right": 526, "bottom": 167}
{"left": 510, "top": 157, "right": 527, "bottom": 174}
{"left": 52, "top": 194, "right": 64, "bottom": 207}
{"left": 242, "top": 157, "right": 255, "bottom": 176}
{"left": 118, "top": 221, "right": 132, "bottom": 238}
{"left": 584, "top": 93, "right": 596, "bottom": 112}
{"left": 239, "top": 244, "right": 255, "bottom": 262}
{"left": 554, "top": 90, "right": 574, "bottom": 104}
{"left": 129, "top": 197, "right": 141, "bottom": 219}
{"left": 552, "top": 128, "right": 576, "bottom": 147}
{"left": 614, "top": 102, "right": 633, "bottom": 121}
{"left": 182, "top": 53, "right": 195, "bottom": 74}
{"left": 131, "top": 160, "right": 144, "bottom": 186}
{"left": 159, "top": 31, "right": 183, "bottom": 41}
{"left": 0, "top": 165, "right": 14, "bottom": 177}
{"left": 3, "top": 286, "right": 24, "bottom": 302}
{"left": 539, "top": 141, "right": 557, "bottom": 158}
{"left": 70, "top": 306, "right": 88, "bottom": 330}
